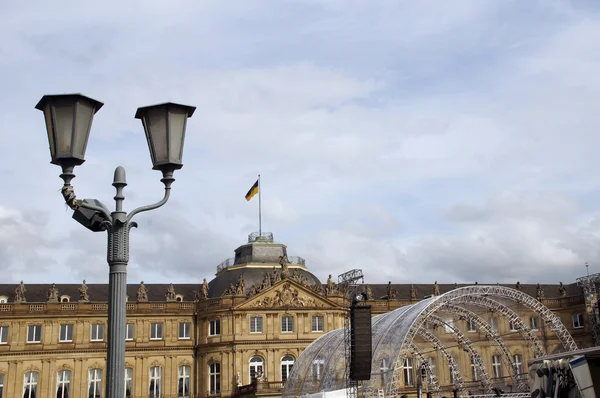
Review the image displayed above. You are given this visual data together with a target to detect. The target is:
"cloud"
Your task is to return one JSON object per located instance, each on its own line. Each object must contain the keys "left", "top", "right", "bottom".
{"left": 0, "top": 1, "right": 599, "bottom": 286}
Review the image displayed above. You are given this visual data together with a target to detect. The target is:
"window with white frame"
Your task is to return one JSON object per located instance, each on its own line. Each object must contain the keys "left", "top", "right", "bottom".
{"left": 149, "top": 366, "right": 161, "bottom": 398}
{"left": 150, "top": 323, "right": 163, "bottom": 340}
{"left": 444, "top": 318, "right": 454, "bottom": 333}
{"left": 281, "top": 316, "right": 294, "bottom": 333}
{"left": 23, "top": 371, "right": 38, "bottom": 398}
{"left": 56, "top": 369, "right": 71, "bottom": 398}
{"left": 573, "top": 313, "right": 584, "bottom": 329}
{"left": 27, "top": 325, "right": 42, "bottom": 343}
{"left": 90, "top": 324, "right": 104, "bottom": 341}
{"left": 125, "top": 367, "right": 133, "bottom": 398}
{"left": 492, "top": 355, "right": 502, "bottom": 378}
{"left": 178, "top": 365, "right": 191, "bottom": 397}
{"left": 0, "top": 373, "right": 4, "bottom": 398}
{"left": 88, "top": 368, "right": 102, "bottom": 398}
{"left": 311, "top": 355, "right": 324, "bottom": 381}
{"left": 514, "top": 354, "right": 523, "bottom": 375}
{"left": 126, "top": 323, "right": 134, "bottom": 341}
{"left": 178, "top": 322, "right": 191, "bottom": 339}
{"left": 509, "top": 318, "right": 519, "bottom": 331}
{"left": 427, "top": 357, "right": 436, "bottom": 384}
{"left": 312, "top": 316, "right": 324, "bottom": 332}
{"left": 250, "top": 317, "right": 263, "bottom": 333}
{"left": 403, "top": 358, "right": 414, "bottom": 386}
{"left": 471, "top": 356, "right": 478, "bottom": 381}
{"left": 209, "top": 319, "right": 220, "bottom": 336}
{"left": 209, "top": 362, "right": 220, "bottom": 395}
{"left": 530, "top": 316, "right": 539, "bottom": 330}
{"left": 59, "top": 324, "right": 73, "bottom": 342}
{"left": 250, "top": 356, "right": 264, "bottom": 380}
{"left": 0, "top": 326, "right": 7, "bottom": 344}
{"left": 380, "top": 358, "right": 390, "bottom": 387}
{"left": 488, "top": 317, "right": 498, "bottom": 331}
{"left": 281, "top": 355, "right": 295, "bottom": 381}
{"left": 467, "top": 318, "right": 477, "bottom": 332}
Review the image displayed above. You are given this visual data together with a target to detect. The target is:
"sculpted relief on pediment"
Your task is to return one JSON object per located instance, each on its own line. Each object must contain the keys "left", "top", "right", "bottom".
{"left": 249, "top": 282, "right": 326, "bottom": 309}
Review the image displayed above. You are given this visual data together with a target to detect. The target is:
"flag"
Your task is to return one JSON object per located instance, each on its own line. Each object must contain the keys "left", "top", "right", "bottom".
{"left": 245, "top": 180, "right": 259, "bottom": 201}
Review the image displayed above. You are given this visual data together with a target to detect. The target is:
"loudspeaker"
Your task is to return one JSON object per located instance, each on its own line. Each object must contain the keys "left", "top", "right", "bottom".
{"left": 350, "top": 305, "right": 372, "bottom": 380}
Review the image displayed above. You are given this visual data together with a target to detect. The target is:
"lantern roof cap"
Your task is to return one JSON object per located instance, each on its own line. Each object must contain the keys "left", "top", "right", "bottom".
{"left": 35, "top": 93, "right": 104, "bottom": 112}
{"left": 134, "top": 102, "right": 196, "bottom": 119}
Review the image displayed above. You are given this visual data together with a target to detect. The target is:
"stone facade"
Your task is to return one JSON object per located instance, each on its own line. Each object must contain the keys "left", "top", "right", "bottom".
{"left": 0, "top": 236, "right": 593, "bottom": 397}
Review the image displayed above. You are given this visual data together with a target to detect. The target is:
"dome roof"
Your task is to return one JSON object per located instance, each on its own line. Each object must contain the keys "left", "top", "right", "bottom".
{"left": 207, "top": 233, "right": 321, "bottom": 298}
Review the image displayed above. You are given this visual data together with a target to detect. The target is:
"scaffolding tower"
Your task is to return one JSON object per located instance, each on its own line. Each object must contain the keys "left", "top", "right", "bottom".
{"left": 576, "top": 271, "right": 600, "bottom": 346}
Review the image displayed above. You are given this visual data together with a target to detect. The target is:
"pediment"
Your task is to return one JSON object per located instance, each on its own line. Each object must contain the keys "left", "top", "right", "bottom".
{"left": 236, "top": 280, "right": 337, "bottom": 310}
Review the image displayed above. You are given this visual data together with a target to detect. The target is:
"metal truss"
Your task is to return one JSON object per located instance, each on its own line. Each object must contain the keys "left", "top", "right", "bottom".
{"left": 576, "top": 272, "right": 600, "bottom": 346}
{"left": 448, "top": 295, "right": 545, "bottom": 357}
{"left": 416, "top": 327, "right": 465, "bottom": 393}
{"left": 426, "top": 315, "right": 493, "bottom": 393}
{"left": 409, "top": 342, "right": 441, "bottom": 395}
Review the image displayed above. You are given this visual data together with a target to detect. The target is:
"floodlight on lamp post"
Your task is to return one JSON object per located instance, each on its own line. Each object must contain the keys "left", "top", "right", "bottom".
{"left": 36, "top": 93, "right": 195, "bottom": 398}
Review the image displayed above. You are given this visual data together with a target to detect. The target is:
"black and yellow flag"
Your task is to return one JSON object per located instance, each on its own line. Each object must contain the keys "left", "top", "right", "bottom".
{"left": 245, "top": 180, "right": 259, "bottom": 201}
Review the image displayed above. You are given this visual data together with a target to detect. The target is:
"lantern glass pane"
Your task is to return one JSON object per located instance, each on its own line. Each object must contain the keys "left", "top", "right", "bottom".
{"left": 73, "top": 100, "right": 94, "bottom": 159}
{"left": 43, "top": 106, "right": 56, "bottom": 157}
{"left": 167, "top": 108, "right": 187, "bottom": 163}
{"left": 147, "top": 108, "right": 168, "bottom": 163}
{"left": 53, "top": 101, "right": 75, "bottom": 154}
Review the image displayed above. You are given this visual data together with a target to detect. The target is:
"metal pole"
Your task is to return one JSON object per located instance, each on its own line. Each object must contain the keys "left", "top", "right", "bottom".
{"left": 258, "top": 174, "right": 262, "bottom": 236}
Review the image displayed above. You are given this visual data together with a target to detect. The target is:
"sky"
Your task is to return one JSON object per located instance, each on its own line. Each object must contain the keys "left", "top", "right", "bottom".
{"left": 0, "top": 0, "right": 599, "bottom": 286}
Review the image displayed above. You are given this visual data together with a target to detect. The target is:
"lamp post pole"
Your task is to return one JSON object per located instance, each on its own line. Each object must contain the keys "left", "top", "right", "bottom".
{"left": 37, "top": 94, "right": 195, "bottom": 398}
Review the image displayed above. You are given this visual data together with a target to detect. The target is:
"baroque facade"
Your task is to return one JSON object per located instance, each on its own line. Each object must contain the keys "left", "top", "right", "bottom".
{"left": 0, "top": 233, "right": 594, "bottom": 397}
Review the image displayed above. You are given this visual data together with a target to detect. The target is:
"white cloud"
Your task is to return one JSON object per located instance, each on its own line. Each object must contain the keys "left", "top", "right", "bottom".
{"left": 0, "top": 1, "right": 599, "bottom": 285}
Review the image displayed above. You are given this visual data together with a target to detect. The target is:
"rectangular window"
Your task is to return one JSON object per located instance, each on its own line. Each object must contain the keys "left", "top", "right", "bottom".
{"left": 250, "top": 317, "right": 263, "bottom": 333}
{"left": 27, "top": 325, "right": 41, "bottom": 343}
{"left": 312, "top": 316, "right": 324, "bottom": 332}
{"left": 126, "top": 323, "right": 134, "bottom": 341}
{"left": 509, "top": 319, "right": 519, "bottom": 331}
{"left": 467, "top": 318, "right": 477, "bottom": 332}
{"left": 59, "top": 324, "right": 73, "bottom": 342}
{"left": 573, "top": 313, "right": 584, "bottom": 329}
{"left": 179, "top": 365, "right": 191, "bottom": 397}
{"left": 403, "top": 358, "right": 414, "bottom": 386}
{"left": 514, "top": 354, "right": 523, "bottom": 374}
{"left": 88, "top": 369, "right": 102, "bottom": 398}
{"left": 530, "top": 316, "right": 539, "bottom": 331}
{"left": 125, "top": 368, "right": 133, "bottom": 398}
{"left": 0, "top": 373, "right": 4, "bottom": 398}
{"left": 489, "top": 317, "right": 498, "bottom": 331}
{"left": 150, "top": 323, "right": 163, "bottom": 340}
{"left": 90, "top": 324, "right": 104, "bottom": 341}
{"left": 0, "top": 326, "right": 8, "bottom": 344}
{"left": 281, "top": 316, "right": 294, "bottom": 333}
{"left": 209, "top": 319, "right": 221, "bottom": 336}
{"left": 149, "top": 366, "right": 161, "bottom": 397}
{"left": 444, "top": 318, "right": 454, "bottom": 333}
{"left": 209, "top": 362, "right": 221, "bottom": 394}
{"left": 179, "top": 322, "right": 191, "bottom": 339}
{"left": 471, "top": 357, "right": 478, "bottom": 381}
{"left": 492, "top": 355, "right": 503, "bottom": 378}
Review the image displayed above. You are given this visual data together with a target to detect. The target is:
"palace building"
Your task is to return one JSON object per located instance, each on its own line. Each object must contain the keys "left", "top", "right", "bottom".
{"left": 0, "top": 232, "right": 595, "bottom": 397}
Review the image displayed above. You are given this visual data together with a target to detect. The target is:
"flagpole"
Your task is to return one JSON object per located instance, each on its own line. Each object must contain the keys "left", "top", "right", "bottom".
{"left": 258, "top": 174, "right": 262, "bottom": 236}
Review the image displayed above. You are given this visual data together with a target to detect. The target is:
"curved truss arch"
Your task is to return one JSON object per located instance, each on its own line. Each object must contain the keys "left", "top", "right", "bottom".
{"left": 416, "top": 327, "right": 465, "bottom": 392}
{"left": 426, "top": 315, "right": 493, "bottom": 393}
{"left": 409, "top": 343, "right": 441, "bottom": 395}
{"left": 282, "top": 285, "right": 578, "bottom": 398}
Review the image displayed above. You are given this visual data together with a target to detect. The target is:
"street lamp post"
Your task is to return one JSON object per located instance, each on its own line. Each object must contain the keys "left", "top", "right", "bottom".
{"left": 35, "top": 94, "right": 195, "bottom": 398}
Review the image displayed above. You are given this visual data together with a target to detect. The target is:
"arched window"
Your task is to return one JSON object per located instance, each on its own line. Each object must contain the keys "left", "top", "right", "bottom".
{"left": 149, "top": 366, "right": 162, "bottom": 398}
{"left": 0, "top": 373, "right": 5, "bottom": 398}
{"left": 311, "top": 355, "right": 324, "bottom": 381}
{"left": 178, "top": 365, "right": 191, "bottom": 397}
{"left": 60, "top": 295, "right": 70, "bottom": 303}
{"left": 0, "top": 296, "right": 8, "bottom": 303}
{"left": 514, "top": 354, "right": 523, "bottom": 375}
{"left": 209, "top": 362, "right": 220, "bottom": 395}
{"left": 56, "top": 369, "right": 71, "bottom": 398}
{"left": 175, "top": 294, "right": 184, "bottom": 302}
{"left": 88, "top": 369, "right": 102, "bottom": 398}
{"left": 249, "top": 356, "right": 264, "bottom": 380}
{"left": 125, "top": 368, "right": 133, "bottom": 398}
{"left": 281, "top": 355, "right": 295, "bottom": 381}
{"left": 427, "top": 357, "right": 436, "bottom": 384}
{"left": 23, "top": 371, "right": 38, "bottom": 398}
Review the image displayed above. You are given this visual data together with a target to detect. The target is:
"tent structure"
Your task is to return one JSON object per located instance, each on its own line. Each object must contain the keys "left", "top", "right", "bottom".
{"left": 282, "top": 285, "right": 579, "bottom": 398}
